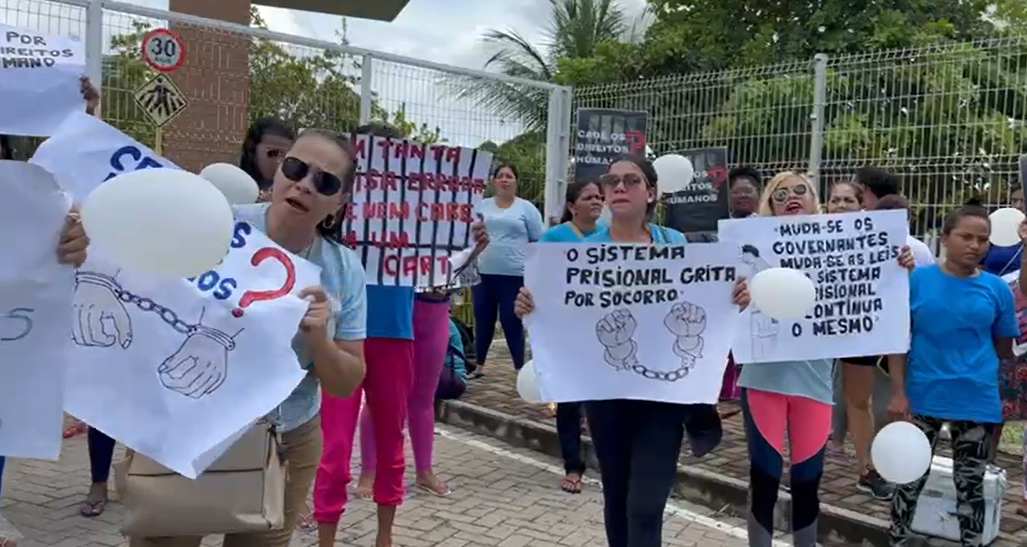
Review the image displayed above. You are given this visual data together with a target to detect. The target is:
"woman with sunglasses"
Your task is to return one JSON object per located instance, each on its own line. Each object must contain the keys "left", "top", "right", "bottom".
{"left": 56, "top": 129, "right": 368, "bottom": 547}
{"left": 538, "top": 179, "right": 604, "bottom": 494}
{"left": 514, "top": 155, "right": 751, "bottom": 547}
{"left": 739, "top": 172, "right": 913, "bottom": 547}
{"left": 239, "top": 117, "right": 296, "bottom": 201}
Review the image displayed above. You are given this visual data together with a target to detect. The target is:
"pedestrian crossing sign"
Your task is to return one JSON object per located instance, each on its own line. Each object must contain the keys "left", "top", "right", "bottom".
{"left": 133, "top": 73, "right": 188, "bottom": 128}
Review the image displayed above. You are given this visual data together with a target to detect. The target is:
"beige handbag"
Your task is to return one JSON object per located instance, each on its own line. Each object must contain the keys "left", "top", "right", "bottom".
{"left": 114, "top": 419, "right": 286, "bottom": 537}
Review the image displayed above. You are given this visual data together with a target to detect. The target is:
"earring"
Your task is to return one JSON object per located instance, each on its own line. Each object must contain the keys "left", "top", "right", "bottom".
{"left": 321, "top": 214, "right": 337, "bottom": 230}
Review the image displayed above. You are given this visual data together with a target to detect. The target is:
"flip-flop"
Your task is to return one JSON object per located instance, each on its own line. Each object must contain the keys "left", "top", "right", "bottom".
{"left": 62, "top": 422, "right": 87, "bottom": 439}
{"left": 296, "top": 512, "right": 317, "bottom": 533}
{"left": 560, "top": 477, "right": 583, "bottom": 494}
{"left": 79, "top": 497, "right": 107, "bottom": 517}
{"left": 416, "top": 482, "right": 451, "bottom": 498}
{"left": 0, "top": 536, "right": 16, "bottom": 547}
{"left": 348, "top": 485, "right": 372, "bottom": 500}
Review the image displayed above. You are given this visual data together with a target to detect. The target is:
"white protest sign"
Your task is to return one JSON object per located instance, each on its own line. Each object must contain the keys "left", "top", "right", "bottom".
{"left": 0, "top": 23, "right": 85, "bottom": 137}
{"left": 0, "top": 161, "right": 74, "bottom": 458}
{"left": 1001, "top": 270, "right": 1027, "bottom": 356}
{"left": 30, "top": 110, "right": 179, "bottom": 201}
{"left": 64, "top": 220, "right": 319, "bottom": 478}
{"left": 341, "top": 136, "right": 490, "bottom": 287}
{"left": 524, "top": 242, "right": 742, "bottom": 405}
{"left": 718, "top": 210, "right": 911, "bottom": 363}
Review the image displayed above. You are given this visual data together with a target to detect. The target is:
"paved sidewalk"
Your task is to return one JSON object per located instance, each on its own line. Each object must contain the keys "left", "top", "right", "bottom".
{"left": 0, "top": 423, "right": 759, "bottom": 547}
{"left": 463, "top": 342, "right": 1027, "bottom": 543}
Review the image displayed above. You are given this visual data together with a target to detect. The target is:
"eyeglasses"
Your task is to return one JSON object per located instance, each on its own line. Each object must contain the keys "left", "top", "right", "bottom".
{"left": 265, "top": 148, "right": 286, "bottom": 160}
{"left": 598, "top": 173, "right": 645, "bottom": 189}
{"left": 280, "top": 157, "right": 343, "bottom": 196}
{"left": 771, "top": 184, "right": 808, "bottom": 203}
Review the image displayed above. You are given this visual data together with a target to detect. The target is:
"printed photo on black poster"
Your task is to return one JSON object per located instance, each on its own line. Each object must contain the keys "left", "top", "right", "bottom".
{"left": 574, "top": 108, "right": 647, "bottom": 183}
{"left": 663, "top": 147, "right": 730, "bottom": 234}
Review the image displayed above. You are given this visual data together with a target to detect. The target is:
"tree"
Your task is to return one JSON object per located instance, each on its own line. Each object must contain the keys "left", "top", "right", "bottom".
{"left": 449, "top": 0, "right": 628, "bottom": 132}
{"left": 558, "top": 0, "right": 1027, "bottom": 232}
{"left": 100, "top": 8, "right": 441, "bottom": 151}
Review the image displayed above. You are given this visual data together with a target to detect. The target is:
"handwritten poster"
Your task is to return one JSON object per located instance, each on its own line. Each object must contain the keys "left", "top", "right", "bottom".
{"left": 718, "top": 210, "right": 911, "bottom": 363}
{"left": 1002, "top": 270, "right": 1027, "bottom": 356}
{"left": 524, "top": 242, "right": 741, "bottom": 404}
{"left": 0, "top": 161, "right": 74, "bottom": 459}
{"left": 30, "top": 111, "right": 179, "bottom": 201}
{"left": 64, "top": 220, "right": 319, "bottom": 478}
{"left": 339, "top": 136, "right": 490, "bottom": 287}
{"left": 0, "top": 23, "right": 86, "bottom": 137}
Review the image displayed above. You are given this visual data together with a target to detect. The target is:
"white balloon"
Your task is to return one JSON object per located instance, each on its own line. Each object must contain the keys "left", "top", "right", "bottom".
{"left": 652, "top": 154, "right": 695, "bottom": 194}
{"left": 516, "top": 360, "right": 543, "bottom": 403}
{"left": 200, "top": 163, "right": 259, "bottom": 205}
{"left": 749, "top": 267, "right": 815, "bottom": 321}
{"left": 989, "top": 207, "right": 1025, "bottom": 246}
{"left": 81, "top": 168, "right": 235, "bottom": 279}
{"left": 871, "top": 421, "right": 932, "bottom": 485}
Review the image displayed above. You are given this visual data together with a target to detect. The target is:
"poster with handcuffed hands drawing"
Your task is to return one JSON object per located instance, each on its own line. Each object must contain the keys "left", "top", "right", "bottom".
{"left": 523, "top": 242, "right": 742, "bottom": 405}
{"left": 64, "top": 220, "right": 320, "bottom": 478}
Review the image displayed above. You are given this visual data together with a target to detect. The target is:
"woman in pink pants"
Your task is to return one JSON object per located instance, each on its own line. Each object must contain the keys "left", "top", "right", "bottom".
{"left": 357, "top": 291, "right": 453, "bottom": 496}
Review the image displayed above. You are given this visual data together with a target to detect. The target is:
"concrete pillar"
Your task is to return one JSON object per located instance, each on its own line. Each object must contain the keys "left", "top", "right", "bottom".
{"left": 165, "top": 0, "right": 251, "bottom": 172}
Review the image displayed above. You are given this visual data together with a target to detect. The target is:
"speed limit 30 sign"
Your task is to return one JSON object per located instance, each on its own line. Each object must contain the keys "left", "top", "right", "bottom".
{"left": 141, "top": 29, "right": 185, "bottom": 73}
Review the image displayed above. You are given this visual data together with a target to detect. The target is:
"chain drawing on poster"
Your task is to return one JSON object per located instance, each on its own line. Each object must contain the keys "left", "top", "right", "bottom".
{"left": 596, "top": 302, "right": 706, "bottom": 381}
{"left": 71, "top": 270, "right": 241, "bottom": 399}
{"left": 718, "top": 210, "right": 911, "bottom": 363}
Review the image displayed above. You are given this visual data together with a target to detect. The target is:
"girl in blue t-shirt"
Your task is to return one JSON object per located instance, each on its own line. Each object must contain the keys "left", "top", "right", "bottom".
{"left": 887, "top": 204, "right": 1019, "bottom": 547}
{"left": 515, "top": 155, "right": 750, "bottom": 547}
{"left": 539, "top": 179, "right": 604, "bottom": 494}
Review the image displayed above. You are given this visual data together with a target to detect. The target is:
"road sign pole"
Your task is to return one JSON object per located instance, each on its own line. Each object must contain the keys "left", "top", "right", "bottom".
{"left": 155, "top": 127, "right": 164, "bottom": 156}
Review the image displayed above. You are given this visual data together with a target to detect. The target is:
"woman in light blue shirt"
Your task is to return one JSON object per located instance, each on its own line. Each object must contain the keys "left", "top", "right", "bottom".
{"left": 515, "top": 155, "right": 750, "bottom": 547}
{"left": 56, "top": 129, "right": 367, "bottom": 547}
{"left": 538, "top": 179, "right": 603, "bottom": 494}
{"left": 472, "top": 163, "right": 544, "bottom": 373}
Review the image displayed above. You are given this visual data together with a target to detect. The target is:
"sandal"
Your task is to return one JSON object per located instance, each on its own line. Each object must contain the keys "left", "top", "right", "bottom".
{"left": 79, "top": 497, "right": 107, "bottom": 517}
{"left": 296, "top": 512, "right": 317, "bottom": 533}
{"left": 560, "top": 474, "right": 583, "bottom": 494}
{"left": 0, "top": 536, "right": 16, "bottom": 547}
{"left": 542, "top": 403, "right": 557, "bottom": 418}
{"left": 62, "top": 421, "right": 87, "bottom": 439}
{"left": 415, "top": 481, "right": 452, "bottom": 498}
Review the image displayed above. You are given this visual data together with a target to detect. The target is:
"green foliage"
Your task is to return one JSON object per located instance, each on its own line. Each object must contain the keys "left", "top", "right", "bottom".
{"left": 100, "top": 8, "right": 441, "bottom": 152}
{"left": 560, "top": 0, "right": 1027, "bottom": 233}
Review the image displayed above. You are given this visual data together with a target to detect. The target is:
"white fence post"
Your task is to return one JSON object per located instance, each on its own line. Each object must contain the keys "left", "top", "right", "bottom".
{"left": 84, "top": 0, "right": 103, "bottom": 97}
{"left": 544, "top": 85, "right": 574, "bottom": 223}
{"left": 359, "top": 54, "right": 373, "bottom": 126}
{"left": 808, "top": 53, "right": 829, "bottom": 189}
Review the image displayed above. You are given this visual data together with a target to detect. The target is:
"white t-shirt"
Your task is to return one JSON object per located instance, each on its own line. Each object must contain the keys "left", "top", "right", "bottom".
{"left": 906, "top": 234, "right": 936, "bottom": 267}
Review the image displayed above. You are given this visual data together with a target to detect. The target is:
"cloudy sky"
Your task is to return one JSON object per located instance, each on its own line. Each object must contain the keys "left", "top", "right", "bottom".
{"left": 2, "top": 0, "right": 646, "bottom": 145}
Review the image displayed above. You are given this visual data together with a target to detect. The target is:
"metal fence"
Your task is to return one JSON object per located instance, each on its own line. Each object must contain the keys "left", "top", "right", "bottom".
{"left": 574, "top": 37, "right": 1027, "bottom": 241}
{"left": 1, "top": 0, "right": 572, "bottom": 223}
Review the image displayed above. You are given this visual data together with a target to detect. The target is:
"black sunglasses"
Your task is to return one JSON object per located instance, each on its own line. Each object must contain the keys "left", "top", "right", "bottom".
{"left": 598, "top": 173, "right": 645, "bottom": 189}
{"left": 280, "top": 156, "right": 343, "bottom": 196}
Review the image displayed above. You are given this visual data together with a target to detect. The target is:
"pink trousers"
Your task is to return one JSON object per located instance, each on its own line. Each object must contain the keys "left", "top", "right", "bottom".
{"left": 361, "top": 299, "right": 450, "bottom": 473}
{"left": 312, "top": 337, "right": 414, "bottom": 524}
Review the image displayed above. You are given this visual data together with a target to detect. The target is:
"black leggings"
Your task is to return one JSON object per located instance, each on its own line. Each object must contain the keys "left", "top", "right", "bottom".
{"left": 557, "top": 402, "right": 584, "bottom": 475}
{"left": 88, "top": 427, "right": 116, "bottom": 484}
{"left": 586, "top": 399, "right": 686, "bottom": 547}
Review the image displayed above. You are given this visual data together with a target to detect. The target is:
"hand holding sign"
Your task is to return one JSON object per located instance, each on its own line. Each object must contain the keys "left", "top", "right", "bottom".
{"left": 298, "top": 285, "right": 331, "bottom": 342}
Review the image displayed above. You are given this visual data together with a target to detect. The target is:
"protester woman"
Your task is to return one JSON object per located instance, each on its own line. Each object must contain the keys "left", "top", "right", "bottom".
{"left": 742, "top": 172, "right": 914, "bottom": 546}
{"left": 823, "top": 180, "right": 894, "bottom": 499}
{"left": 514, "top": 155, "right": 751, "bottom": 547}
{"left": 887, "top": 201, "right": 1019, "bottom": 547}
{"left": 538, "top": 179, "right": 604, "bottom": 494}
{"left": 57, "top": 129, "right": 368, "bottom": 547}
{"left": 239, "top": 117, "right": 296, "bottom": 201}
{"left": 472, "top": 163, "right": 544, "bottom": 374}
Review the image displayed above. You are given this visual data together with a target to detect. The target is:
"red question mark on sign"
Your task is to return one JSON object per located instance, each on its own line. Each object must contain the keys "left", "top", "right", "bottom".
{"left": 231, "top": 247, "right": 297, "bottom": 318}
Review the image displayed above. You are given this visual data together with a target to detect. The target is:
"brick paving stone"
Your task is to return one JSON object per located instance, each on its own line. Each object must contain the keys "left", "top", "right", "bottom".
{"left": 464, "top": 341, "right": 1027, "bottom": 544}
{"left": 0, "top": 416, "right": 757, "bottom": 546}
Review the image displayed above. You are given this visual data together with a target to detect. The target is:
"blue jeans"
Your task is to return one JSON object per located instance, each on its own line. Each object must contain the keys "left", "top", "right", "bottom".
{"left": 471, "top": 274, "right": 525, "bottom": 369}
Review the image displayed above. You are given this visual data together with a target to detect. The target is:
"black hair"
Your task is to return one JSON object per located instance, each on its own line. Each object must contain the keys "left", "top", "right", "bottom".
{"left": 728, "top": 166, "right": 762, "bottom": 190}
{"left": 608, "top": 154, "right": 659, "bottom": 221}
{"left": 240, "top": 117, "right": 295, "bottom": 188}
{"left": 292, "top": 129, "right": 359, "bottom": 240}
{"left": 942, "top": 200, "right": 989, "bottom": 235}
{"left": 874, "top": 194, "right": 909, "bottom": 211}
{"left": 560, "top": 179, "right": 602, "bottom": 224}
{"left": 0, "top": 135, "right": 12, "bottom": 160}
{"left": 855, "top": 166, "right": 900, "bottom": 199}
{"left": 355, "top": 122, "right": 404, "bottom": 139}
{"left": 741, "top": 244, "right": 760, "bottom": 257}
{"left": 491, "top": 162, "right": 519, "bottom": 180}
{"left": 830, "top": 179, "right": 864, "bottom": 203}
